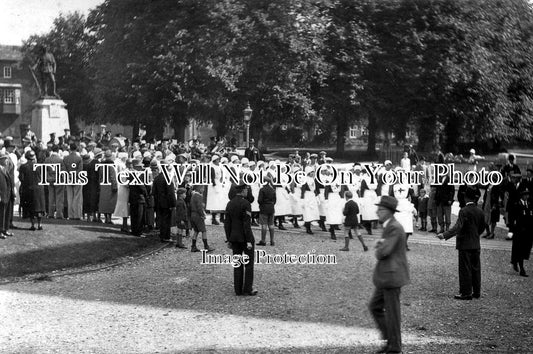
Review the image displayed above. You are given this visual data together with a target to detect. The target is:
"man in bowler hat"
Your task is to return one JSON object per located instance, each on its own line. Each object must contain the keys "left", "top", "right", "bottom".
{"left": 369, "top": 195, "right": 410, "bottom": 354}
{"left": 224, "top": 182, "right": 258, "bottom": 296}
{"left": 437, "top": 188, "right": 486, "bottom": 299}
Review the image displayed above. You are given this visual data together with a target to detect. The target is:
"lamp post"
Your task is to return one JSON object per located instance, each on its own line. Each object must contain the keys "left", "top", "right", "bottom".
{"left": 243, "top": 103, "right": 253, "bottom": 148}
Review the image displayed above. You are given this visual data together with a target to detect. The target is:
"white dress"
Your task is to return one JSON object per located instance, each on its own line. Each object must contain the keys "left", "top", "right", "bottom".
{"left": 396, "top": 198, "right": 415, "bottom": 234}
{"left": 113, "top": 160, "right": 130, "bottom": 217}
{"left": 361, "top": 176, "right": 378, "bottom": 221}
{"left": 290, "top": 185, "right": 303, "bottom": 216}
{"left": 302, "top": 179, "right": 320, "bottom": 222}
{"left": 206, "top": 163, "right": 227, "bottom": 212}
{"left": 326, "top": 184, "right": 344, "bottom": 225}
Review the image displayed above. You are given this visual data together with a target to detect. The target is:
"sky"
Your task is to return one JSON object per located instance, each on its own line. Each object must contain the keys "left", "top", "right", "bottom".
{"left": 0, "top": 0, "right": 103, "bottom": 46}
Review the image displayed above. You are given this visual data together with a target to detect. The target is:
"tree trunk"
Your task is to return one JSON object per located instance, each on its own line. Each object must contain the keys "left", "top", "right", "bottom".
{"left": 132, "top": 118, "right": 140, "bottom": 140}
{"left": 336, "top": 118, "right": 347, "bottom": 156}
{"left": 367, "top": 112, "right": 377, "bottom": 158}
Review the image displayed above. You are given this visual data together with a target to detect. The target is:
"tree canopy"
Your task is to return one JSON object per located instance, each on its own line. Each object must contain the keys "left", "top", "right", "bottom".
{"left": 22, "top": 0, "right": 533, "bottom": 154}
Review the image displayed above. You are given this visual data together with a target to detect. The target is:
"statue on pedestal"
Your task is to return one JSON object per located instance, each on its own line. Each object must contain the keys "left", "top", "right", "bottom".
{"left": 29, "top": 45, "right": 59, "bottom": 98}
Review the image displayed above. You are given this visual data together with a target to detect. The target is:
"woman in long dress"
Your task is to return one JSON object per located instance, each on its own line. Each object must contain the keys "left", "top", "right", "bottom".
{"left": 18, "top": 150, "right": 45, "bottom": 230}
{"left": 98, "top": 150, "right": 118, "bottom": 224}
{"left": 114, "top": 152, "right": 130, "bottom": 232}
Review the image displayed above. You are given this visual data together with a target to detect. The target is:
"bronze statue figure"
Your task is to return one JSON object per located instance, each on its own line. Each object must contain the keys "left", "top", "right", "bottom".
{"left": 29, "top": 45, "right": 58, "bottom": 98}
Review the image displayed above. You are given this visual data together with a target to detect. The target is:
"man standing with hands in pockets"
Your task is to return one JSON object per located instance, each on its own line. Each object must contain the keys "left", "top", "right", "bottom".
{"left": 369, "top": 196, "right": 410, "bottom": 354}
{"left": 224, "top": 182, "right": 258, "bottom": 296}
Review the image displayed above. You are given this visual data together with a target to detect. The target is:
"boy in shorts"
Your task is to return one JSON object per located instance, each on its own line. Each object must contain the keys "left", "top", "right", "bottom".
{"left": 340, "top": 191, "right": 368, "bottom": 252}
{"left": 190, "top": 185, "right": 215, "bottom": 252}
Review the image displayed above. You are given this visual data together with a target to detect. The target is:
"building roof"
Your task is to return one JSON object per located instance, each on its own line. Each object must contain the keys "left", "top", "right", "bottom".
{"left": 0, "top": 45, "right": 22, "bottom": 61}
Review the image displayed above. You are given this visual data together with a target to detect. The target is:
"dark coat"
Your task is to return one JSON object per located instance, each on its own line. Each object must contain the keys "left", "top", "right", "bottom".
{"left": 228, "top": 183, "right": 254, "bottom": 203}
{"left": 83, "top": 158, "right": 100, "bottom": 213}
{"left": 511, "top": 200, "right": 533, "bottom": 262}
{"left": 258, "top": 184, "right": 276, "bottom": 214}
{"left": 224, "top": 195, "right": 254, "bottom": 243}
{"left": 343, "top": 199, "right": 359, "bottom": 227}
{"left": 372, "top": 217, "right": 410, "bottom": 289}
{"left": 435, "top": 181, "right": 455, "bottom": 206}
{"left": 19, "top": 161, "right": 46, "bottom": 216}
{"left": 98, "top": 159, "right": 117, "bottom": 214}
{"left": 443, "top": 203, "right": 486, "bottom": 250}
{"left": 244, "top": 147, "right": 264, "bottom": 162}
{"left": 152, "top": 173, "right": 177, "bottom": 209}
{"left": 0, "top": 165, "right": 13, "bottom": 203}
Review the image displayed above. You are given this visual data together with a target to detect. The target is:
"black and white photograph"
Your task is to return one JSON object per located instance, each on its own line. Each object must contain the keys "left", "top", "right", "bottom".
{"left": 1, "top": 0, "right": 533, "bottom": 353}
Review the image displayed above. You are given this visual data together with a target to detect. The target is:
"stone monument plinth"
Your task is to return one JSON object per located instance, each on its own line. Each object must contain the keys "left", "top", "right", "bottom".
{"left": 31, "top": 98, "right": 70, "bottom": 141}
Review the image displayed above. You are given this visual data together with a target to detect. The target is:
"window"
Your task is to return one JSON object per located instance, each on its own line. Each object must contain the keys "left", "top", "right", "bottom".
{"left": 349, "top": 126, "right": 358, "bottom": 139}
{"left": 3, "top": 66, "right": 11, "bottom": 78}
{"left": 4, "top": 89, "right": 14, "bottom": 104}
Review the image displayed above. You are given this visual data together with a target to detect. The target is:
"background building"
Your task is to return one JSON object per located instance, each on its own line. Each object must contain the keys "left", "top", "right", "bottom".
{"left": 0, "top": 45, "right": 36, "bottom": 141}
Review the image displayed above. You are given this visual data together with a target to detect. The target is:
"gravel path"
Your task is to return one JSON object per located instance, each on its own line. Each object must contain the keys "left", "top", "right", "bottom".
{"left": 0, "top": 224, "right": 530, "bottom": 353}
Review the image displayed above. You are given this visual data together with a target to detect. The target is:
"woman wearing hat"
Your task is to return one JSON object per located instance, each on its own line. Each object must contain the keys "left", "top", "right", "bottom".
{"left": 19, "top": 150, "right": 45, "bottom": 230}
{"left": 98, "top": 150, "right": 118, "bottom": 224}
{"left": 510, "top": 188, "right": 533, "bottom": 277}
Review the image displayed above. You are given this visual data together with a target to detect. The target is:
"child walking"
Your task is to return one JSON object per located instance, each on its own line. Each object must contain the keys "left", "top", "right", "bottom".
{"left": 340, "top": 191, "right": 368, "bottom": 252}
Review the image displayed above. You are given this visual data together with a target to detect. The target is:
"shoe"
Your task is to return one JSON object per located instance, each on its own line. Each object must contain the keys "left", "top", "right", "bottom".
{"left": 205, "top": 246, "right": 215, "bottom": 252}
{"left": 340, "top": 247, "right": 349, "bottom": 251}
{"left": 293, "top": 224, "right": 301, "bottom": 229}
{"left": 37, "top": 226, "right": 43, "bottom": 231}
{"left": 175, "top": 243, "right": 187, "bottom": 249}
{"left": 473, "top": 293, "right": 480, "bottom": 299}
{"left": 278, "top": 225, "right": 287, "bottom": 230}
{"left": 486, "top": 234, "right": 494, "bottom": 239}
{"left": 257, "top": 241, "right": 267, "bottom": 246}
{"left": 363, "top": 246, "right": 369, "bottom": 252}
{"left": 0, "top": 234, "right": 5, "bottom": 239}
{"left": 3, "top": 231, "right": 13, "bottom": 237}
{"left": 454, "top": 294, "right": 472, "bottom": 300}
{"left": 520, "top": 270, "right": 528, "bottom": 277}
{"left": 270, "top": 242, "right": 275, "bottom": 246}
{"left": 242, "top": 289, "right": 258, "bottom": 296}
{"left": 191, "top": 246, "right": 200, "bottom": 252}
{"left": 29, "top": 226, "right": 36, "bottom": 231}
{"left": 306, "top": 229, "right": 313, "bottom": 235}
{"left": 512, "top": 263, "right": 519, "bottom": 272}
{"left": 438, "top": 228, "right": 445, "bottom": 234}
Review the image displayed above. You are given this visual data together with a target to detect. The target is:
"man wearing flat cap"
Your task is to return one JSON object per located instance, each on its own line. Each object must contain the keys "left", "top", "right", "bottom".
{"left": 369, "top": 195, "right": 409, "bottom": 354}
{"left": 438, "top": 188, "right": 486, "bottom": 299}
{"left": 224, "top": 182, "right": 258, "bottom": 296}
{"left": 244, "top": 139, "right": 263, "bottom": 163}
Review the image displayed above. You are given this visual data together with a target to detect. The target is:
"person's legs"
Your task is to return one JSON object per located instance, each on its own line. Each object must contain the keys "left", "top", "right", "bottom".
{"left": 471, "top": 250, "right": 481, "bottom": 296}
{"left": 458, "top": 250, "right": 473, "bottom": 296}
{"left": 368, "top": 288, "right": 388, "bottom": 342}
{"left": 383, "top": 288, "right": 402, "bottom": 352}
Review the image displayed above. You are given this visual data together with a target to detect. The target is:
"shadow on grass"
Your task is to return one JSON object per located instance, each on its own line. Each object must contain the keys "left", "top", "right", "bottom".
{"left": 0, "top": 235, "right": 159, "bottom": 279}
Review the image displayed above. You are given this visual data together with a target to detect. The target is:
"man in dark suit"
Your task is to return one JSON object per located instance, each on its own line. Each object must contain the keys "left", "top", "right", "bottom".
{"left": 438, "top": 188, "right": 486, "bottom": 300}
{"left": 224, "top": 183, "right": 257, "bottom": 296}
{"left": 244, "top": 139, "right": 264, "bottom": 163}
{"left": 152, "top": 161, "right": 177, "bottom": 242}
{"left": 369, "top": 196, "right": 410, "bottom": 354}
{"left": 0, "top": 152, "right": 14, "bottom": 238}
{"left": 129, "top": 159, "right": 148, "bottom": 237}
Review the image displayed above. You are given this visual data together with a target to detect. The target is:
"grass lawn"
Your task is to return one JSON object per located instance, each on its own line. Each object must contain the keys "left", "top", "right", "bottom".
{"left": 0, "top": 217, "right": 161, "bottom": 280}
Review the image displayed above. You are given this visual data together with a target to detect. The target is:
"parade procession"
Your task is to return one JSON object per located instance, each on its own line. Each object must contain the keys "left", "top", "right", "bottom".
{"left": 1, "top": 0, "right": 533, "bottom": 353}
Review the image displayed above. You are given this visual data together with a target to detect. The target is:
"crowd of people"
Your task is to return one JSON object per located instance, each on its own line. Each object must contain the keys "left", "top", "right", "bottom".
{"left": 1, "top": 127, "right": 531, "bottom": 273}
